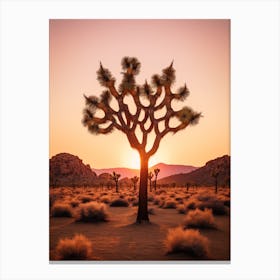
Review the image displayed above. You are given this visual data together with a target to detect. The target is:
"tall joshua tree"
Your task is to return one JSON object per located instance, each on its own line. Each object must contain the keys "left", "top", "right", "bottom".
{"left": 111, "top": 171, "right": 121, "bottom": 193}
{"left": 131, "top": 176, "right": 139, "bottom": 191}
{"left": 82, "top": 57, "right": 201, "bottom": 223}
{"left": 153, "top": 168, "right": 160, "bottom": 191}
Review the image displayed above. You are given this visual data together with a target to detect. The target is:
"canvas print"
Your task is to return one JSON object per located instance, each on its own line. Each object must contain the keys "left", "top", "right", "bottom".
{"left": 49, "top": 19, "right": 230, "bottom": 261}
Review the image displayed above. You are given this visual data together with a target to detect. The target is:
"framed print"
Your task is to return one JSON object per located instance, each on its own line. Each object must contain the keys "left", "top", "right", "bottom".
{"left": 0, "top": 0, "right": 279, "bottom": 279}
{"left": 49, "top": 19, "right": 230, "bottom": 261}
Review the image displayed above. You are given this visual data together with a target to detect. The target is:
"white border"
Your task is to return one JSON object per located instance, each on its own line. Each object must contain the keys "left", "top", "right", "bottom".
{"left": 1, "top": 0, "right": 279, "bottom": 279}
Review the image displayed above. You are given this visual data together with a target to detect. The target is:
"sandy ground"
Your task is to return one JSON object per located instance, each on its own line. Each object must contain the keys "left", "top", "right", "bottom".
{"left": 50, "top": 187, "right": 230, "bottom": 261}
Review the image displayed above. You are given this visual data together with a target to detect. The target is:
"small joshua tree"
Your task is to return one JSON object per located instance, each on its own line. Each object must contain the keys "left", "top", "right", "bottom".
{"left": 186, "top": 182, "right": 191, "bottom": 193}
{"left": 111, "top": 171, "right": 121, "bottom": 193}
{"left": 131, "top": 176, "right": 139, "bottom": 191}
{"left": 82, "top": 57, "right": 201, "bottom": 223}
{"left": 148, "top": 172, "right": 154, "bottom": 192}
{"left": 153, "top": 168, "right": 160, "bottom": 191}
{"left": 211, "top": 164, "right": 222, "bottom": 194}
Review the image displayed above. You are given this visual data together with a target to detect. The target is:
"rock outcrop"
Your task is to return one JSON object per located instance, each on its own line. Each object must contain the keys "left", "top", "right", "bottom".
{"left": 49, "top": 153, "right": 97, "bottom": 186}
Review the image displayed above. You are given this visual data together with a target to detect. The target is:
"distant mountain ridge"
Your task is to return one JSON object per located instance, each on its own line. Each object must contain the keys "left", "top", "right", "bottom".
{"left": 158, "top": 155, "right": 230, "bottom": 187}
{"left": 49, "top": 152, "right": 229, "bottom": 187}
{"left": 92, "top": 162, "right": 198, "bottom": 180}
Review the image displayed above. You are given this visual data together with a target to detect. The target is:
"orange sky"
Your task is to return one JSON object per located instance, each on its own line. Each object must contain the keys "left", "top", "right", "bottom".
{"left": 49, "top": 19, "right": 230, "bottom": 169}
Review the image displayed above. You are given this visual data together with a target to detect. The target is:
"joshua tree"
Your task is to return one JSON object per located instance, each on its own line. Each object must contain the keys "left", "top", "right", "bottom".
{"left": 131, "top": 176, "right": 139, "bottom": 191}
{"left": 153, "top": 168, "right": 160, "bottom": 191}
{"left": 111, "top": 171, "right": 121, "bottom": 193}
{"left": 82, "top": 57, "right": 201, "bottom": 223}
{"left": 148, "top": 172, "right": 154, "bottom": 192}
{"left": 185, "top": 182, "right": 191, "bottom": 193}
{"left": 211, "top": 164, "right": 222, "bottom": 194}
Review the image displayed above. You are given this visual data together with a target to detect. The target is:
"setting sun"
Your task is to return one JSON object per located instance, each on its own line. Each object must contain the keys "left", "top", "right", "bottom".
{"left": 124, "top": 149, "right": 162, "bottom": 169}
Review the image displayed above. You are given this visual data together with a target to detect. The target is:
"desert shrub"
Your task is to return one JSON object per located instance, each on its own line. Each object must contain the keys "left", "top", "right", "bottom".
{"left": 79, "top": 195, "right": 94, "bottom": 203}
{"left": 165, "top": 227, "right": 209, "bottom": 258}
{"left": 175, "top": 196, "right": 183, "bottom": 203}
{"left": 55, "top": 234, "right": 93, "bottom": 260}
{"left": 75, "top": 202, "right": 109, "bottom": 223}
{"left": 51, "top": 203, "right": 73, "bottom": 217}
{"left": 69, "top": 199, "right": 80, "bottom": 208}
{"left": 198, "top": 200, "right": 228, "bottom": 215}
{"left": 185, "top": 198, "right": 198, "bottom": 210}
{"left": 153, "top": 197, "right": 162, "bottom": 206}
{"left": 100, "top": 196, "right": 111, "bottom": 204}
{"left": 110, "top": 198, "right": 129, "bottom": 207}
{"left": 196, "top": 192, "right": 217, "bottom": 202}
{"left": 100, "top": 192, "right": 108, "bottom": 196}
{"left": 162, "top": 199, "right": 177, "bottom": 209}
{"left": 155, "top": 189, "right": 166, "bottom": 195}
{"left": 177, "top": 204, "right": 187, "bottom": 214}
{"left": 49, "top": 193, "right": 62, "bottom": 209}
{"left": 183, "top": 208, "right": 216, "bottom": 229}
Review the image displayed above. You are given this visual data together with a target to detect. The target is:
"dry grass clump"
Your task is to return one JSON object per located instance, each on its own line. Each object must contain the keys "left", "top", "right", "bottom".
{"left": 75, "top": 202, "right": 109, "bottom": 223}
{"left": 100, "top": 195, "right": 111, "bottom": 204}
{"left": 155, "top": 189, "right": 166, "bottom": 195}
{"left": 110, "top": 198, "right": 129, "bottom": 207}
{"left": 183, "top": 208, "right": 216, "bottom": 229}
{"left": 55, "top": 234, "right": 93, "bottom": 260}
{"left": 162, "top": 199, "right": 177, "bottom": 209}
{"left": 69, "top": 199, "right": 80, "bottom": 208}
{"left": 51, "top": 203, "right": 73, "bottom": 217}
{"left": 153, "top": 196, "right": 165, "bottom": 206}
{"left": 185, "top": 198, "right": 198, "bottom": 210}
{"left": 79, "top": 195, "right": 94, "bottom": 203}
{"left": 176, "top": 204, "right": 187, "bottom": 214}
{"left": 49, "top": 193, "right": 63, "bottom": 209}
{"left": 165, "top": 227, "right": 209, "bottom": 258}
{"left": 198, "top": 200, "right": 228, "bottom": 215}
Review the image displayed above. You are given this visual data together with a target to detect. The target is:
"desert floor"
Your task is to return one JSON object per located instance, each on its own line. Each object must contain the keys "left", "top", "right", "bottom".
{"left": 50, "top": 186, "right": 230, "bottom": 261}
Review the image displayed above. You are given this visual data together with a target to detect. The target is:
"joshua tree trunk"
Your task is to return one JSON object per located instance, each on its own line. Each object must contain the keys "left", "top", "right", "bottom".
{"left": 136, "top": 155, "right": 149, "bottom": 223}
{"left": 215, "top": 177, "right": 218, "bottom": 194}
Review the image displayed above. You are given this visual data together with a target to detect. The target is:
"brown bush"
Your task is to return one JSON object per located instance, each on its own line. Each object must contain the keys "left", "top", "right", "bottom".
{"left": 51, "top": 203, "right": 73, "bottom": 217}
{"left": 75, "top": 202, "right": 109, "bottom": 223}
{"left": 183, "top": 208, "right": 216, "bottom": 229}
{"left": 165, "top": 227, "right": 209, "bottom": 258}
{"left": 55, "top": 234, "right": 93, "bottom": 260}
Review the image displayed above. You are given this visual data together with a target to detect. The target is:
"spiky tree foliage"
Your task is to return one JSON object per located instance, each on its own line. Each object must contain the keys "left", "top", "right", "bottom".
{"left": 111, "top": 171, "right": 121, "bottom": 193}
{"left": 153, "top": 168, "right": 160, "bottom": 191}
{"left": 82, "top": 57, "right": 201, "bottom": 223}
{"left": 131, "top": 176, "right": 139, "bottom": 191}
{"left": 148, "top": 172, "right": 154, "bottom": 192}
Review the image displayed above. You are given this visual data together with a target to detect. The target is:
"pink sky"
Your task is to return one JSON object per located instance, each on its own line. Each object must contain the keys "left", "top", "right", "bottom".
{"left": 50, "top": 19, "right": 230, "bottom": 169}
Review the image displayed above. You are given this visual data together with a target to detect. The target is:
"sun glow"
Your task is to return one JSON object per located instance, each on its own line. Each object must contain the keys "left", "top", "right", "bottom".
{"left": 124, "top": 149, "right": 161, "bottom": 169}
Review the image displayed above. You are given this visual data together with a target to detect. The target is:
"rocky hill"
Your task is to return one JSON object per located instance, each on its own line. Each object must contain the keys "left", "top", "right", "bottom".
{"left": 49, "top": 153, "right": 97, "bottom": 186}
{"left": 157, "top": 155, "right": 230, "bottom": 187}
